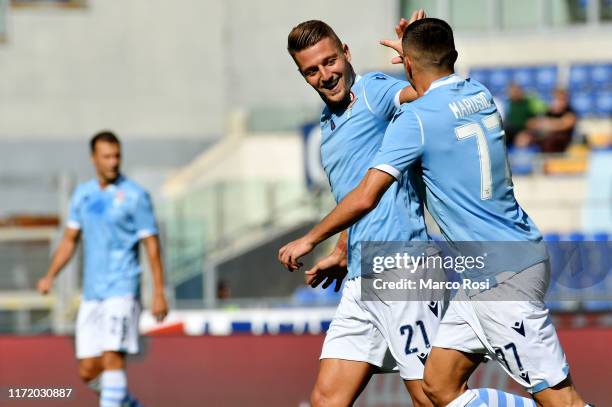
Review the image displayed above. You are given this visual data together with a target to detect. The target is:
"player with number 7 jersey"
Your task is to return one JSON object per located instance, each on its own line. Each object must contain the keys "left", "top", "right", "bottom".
{"left": 279, "top": 17, "right": 590, "bottom": 407}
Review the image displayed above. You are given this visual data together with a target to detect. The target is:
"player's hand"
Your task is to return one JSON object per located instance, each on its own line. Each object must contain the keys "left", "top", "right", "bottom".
{"left": 278, "top": 236, "right": 315, "bottom": 271}
{"left": 305, "top": 250, "right": 348, "bottom": 292}
{"left": 152, "top": 292, "right": 169, "bottom": 323}
{"left": 37, "top": 275, "right": 54, "bottom": 295}
{"left": 380, "top": 9, "right": 427, "bottom": 64}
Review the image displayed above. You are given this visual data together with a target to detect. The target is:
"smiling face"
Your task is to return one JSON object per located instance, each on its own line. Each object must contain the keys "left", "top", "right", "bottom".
{"left": 292, "top": 37, "right": 354, "bottom": 110}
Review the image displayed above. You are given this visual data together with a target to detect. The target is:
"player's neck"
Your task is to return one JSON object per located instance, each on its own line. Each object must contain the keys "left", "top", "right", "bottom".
{"left": 416, "top": 70, "right": 455, "bottom": 96}
{"left": 97, "top": 174, "right": 121, "bottom": 189}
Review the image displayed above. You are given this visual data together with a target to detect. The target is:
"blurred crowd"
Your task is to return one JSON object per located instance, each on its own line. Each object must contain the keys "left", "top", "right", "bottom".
{"left": 504, "top": 84, "right": 577, "bottom": 153}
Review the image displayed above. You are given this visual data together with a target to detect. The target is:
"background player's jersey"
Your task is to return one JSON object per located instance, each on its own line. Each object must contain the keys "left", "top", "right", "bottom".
{"left": 320, "top": 72, "right": 429, "bottom": 279}
{"left": 68, "top": 175, "right": 158, "bottom": 300}
{"left": 371, "top": 75, "right": 546, "bottom": 280}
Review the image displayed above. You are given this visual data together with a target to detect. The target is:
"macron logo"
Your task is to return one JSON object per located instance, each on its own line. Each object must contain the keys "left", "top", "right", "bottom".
{"left": 392, "top": 110, "right": 404, "bottom": 123}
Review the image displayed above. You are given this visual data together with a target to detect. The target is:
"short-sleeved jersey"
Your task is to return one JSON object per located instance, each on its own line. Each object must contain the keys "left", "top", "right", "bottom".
{"left": 68, "top": 175, "right": 158, "bottom": 300}
{"left": 320, "top": 72, "right": 429, "bottom": 279}
{"left": 371, "top": 75, "right": 546, "bottom": 280}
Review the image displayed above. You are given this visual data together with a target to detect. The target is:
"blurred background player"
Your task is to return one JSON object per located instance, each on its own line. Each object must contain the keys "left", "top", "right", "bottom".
{"left": 285, "top": 13, "right": 443, "bottom": 407}
{"left": 37, "top": 131, "right": 168, "bottom": 407}
{"left": 279, "top": 17, "right": 591, "bottom": 407}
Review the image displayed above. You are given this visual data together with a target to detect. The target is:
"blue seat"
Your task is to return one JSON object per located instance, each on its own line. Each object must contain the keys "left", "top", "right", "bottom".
{"left": 569, "top": 64, "right": 592, "bottom": 90}
{"left": 570, "top": 91, "right": 595, "bottom": 117}
{"left": 488, "top": 68, "right": 512, "bottom": 95}
{"left": 508, "top": 147, "right": 537, "bottom": 175}
{"left": 534, "top": 65, "right": 558, "bottom": 92}
{"left": 595, "top": 90, "right": 612, "bottom": 116}
{"left": 469, "top": 68, "right": 490, "bottom": 87}
{"left": 591, "top": 63, "right": 612, "bottom": 88}
{"left": 511, "top": 67, "right": 537, "bottom": 91}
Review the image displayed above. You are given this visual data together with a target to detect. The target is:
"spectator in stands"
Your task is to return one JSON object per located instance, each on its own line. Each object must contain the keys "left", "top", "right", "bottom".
{"left": 503, "top": 83, "right": 539, "bottom": 146}
{"left": 217, "top": 279, "right": 231, "bottom": 300}
{"left": 514, "top": 88, "right": 577, "bottom": 153}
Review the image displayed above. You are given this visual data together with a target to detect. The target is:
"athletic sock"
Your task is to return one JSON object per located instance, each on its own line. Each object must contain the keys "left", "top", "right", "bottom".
{"left": 445, "top": 390, "right": 486, "bottom": 407}
{"left": 100, "top": 370, "right": 128, "bottom": 407}
{"left": 87, "top": 375, "right": 101, "bottom": 393}
{"left": 474, "top": 388, "right": 536, "bottom": 406}
{"left": 122, "top": 394, "right": 144, "bottom": 407}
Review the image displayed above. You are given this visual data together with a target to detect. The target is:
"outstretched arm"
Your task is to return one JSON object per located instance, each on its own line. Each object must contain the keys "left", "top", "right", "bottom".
{"left": 37, "top": 227, "right": 81, "bottom": 294}
{"left": 279, "top": 169, "right": 395, "bottom": 271}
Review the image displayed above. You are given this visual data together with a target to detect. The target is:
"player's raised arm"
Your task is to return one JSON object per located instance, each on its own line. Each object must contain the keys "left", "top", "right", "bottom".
{"left": 37, "top": 227, "right": 81, "bottom": 295}
{"left": 278, "top": 169, "right": 395, "bottom": 270}
{"left": 141, "top": 235, "right": 169, "bottom": 322}
{"left": 379, "top": 9, "right": 426, "bottom": 65}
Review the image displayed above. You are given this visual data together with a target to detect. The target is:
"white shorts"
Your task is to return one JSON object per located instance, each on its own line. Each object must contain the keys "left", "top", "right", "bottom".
{"left": 434, "top": 262, "right": 569, "bottom": 393}
{"left": 75, "top": 296, "right": 141, "bottom": 359}
{"left": 321, "top": 277, "right": 443, "bottom": 380}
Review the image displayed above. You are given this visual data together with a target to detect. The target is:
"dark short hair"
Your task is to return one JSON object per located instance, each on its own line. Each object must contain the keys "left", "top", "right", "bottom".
{"left": 287, "top": 20, "right": 343, "bottom": 57}
{"left": 90, "top": 130, "right": 120, "bottom": 153}
{"left": 402, "top": 18, "right": 458, "bottom": 71}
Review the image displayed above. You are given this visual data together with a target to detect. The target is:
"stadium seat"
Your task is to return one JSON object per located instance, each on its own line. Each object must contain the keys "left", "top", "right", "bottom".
{"left": 488, "top": 68, "right": 512, "bottom": 95}
{"left": 595, "top": 90, "right": 612, "bottom": 116}
{"left": 469, "top": 68, "right": 490, "bottom": 87}
{"left": 569, "top": 64, "right": 592, "bottom": 90}
{"left": 570, "top": 91, "right": 595, "bottom": 117}
{"left": 534, "top": 65, "right": 558, "bottom": 92}
{"left": 511, "top": 66, "right": 537, "bottom": 91}
{"left": 508, "top": 146, "right": 538, "bottom": 175}
{"left": 590, "top": 63, "right": 612, "bottom": 88}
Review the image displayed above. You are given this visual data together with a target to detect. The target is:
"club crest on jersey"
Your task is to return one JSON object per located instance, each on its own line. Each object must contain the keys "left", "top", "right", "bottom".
{"left": 511, "top": 321, "right": 526, "bottom": 337}
{"left": 113, "top": 190, "right": 125, "bottom": 207}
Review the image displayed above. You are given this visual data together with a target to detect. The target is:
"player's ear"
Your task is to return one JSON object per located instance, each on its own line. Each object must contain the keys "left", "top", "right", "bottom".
{"left": 404, "top": 56, "right": 413, "bottom": 82}
{"left": 343, "top": 43, "right": 351, "bottom": 62}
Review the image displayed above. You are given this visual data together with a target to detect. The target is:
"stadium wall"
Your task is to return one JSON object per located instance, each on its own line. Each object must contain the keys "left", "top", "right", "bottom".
{"left": 0, "top": 0, "right": 225, "bottom": 138}
{"left": 455, "top": 28, "right": 612, "bottom": 72}
{"left": 1, "top": 328, "right": 610, "bottom": 406}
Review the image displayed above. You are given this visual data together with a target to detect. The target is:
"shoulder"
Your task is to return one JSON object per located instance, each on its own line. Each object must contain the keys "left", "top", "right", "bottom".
{"left": 359, "top": 71, "right": 403, "bottom": 89}
{"left": 120, "top": 177, "right": 150, "bottom": 199}
{"left": 72, "top": 179, "right": 96, "bottom": 202}
{"left": 392, "top": 102, "right": 420, "bottom": 123}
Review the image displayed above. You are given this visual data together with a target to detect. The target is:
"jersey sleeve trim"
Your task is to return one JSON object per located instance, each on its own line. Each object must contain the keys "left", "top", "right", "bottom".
{"left": 362, "top": 86, "right": 375, "bottom": 115}
{"left": 372, "top": 164, "right": 401, "bottom": 180}
{"left": 67, "top": 220, "right": 81, "bottom": 230}
{"left": 137, "top": 229, "right": 157, "bottom": 239}
{"left": 394, "top": 89, "right": 402, "bottom": 109}
{"left": 413, "top": 111, "right": 425, "bottom": 145}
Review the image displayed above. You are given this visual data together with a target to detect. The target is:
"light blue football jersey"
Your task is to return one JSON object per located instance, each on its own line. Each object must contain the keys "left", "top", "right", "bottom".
{"left": 320, "top": 72, "right": 429, "bottom": 279}
{"left": 371, "top": 74, "right": 547, "bottom": 281}
{"left": 67, "top": 175, "right": 158, "bottom": 300}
